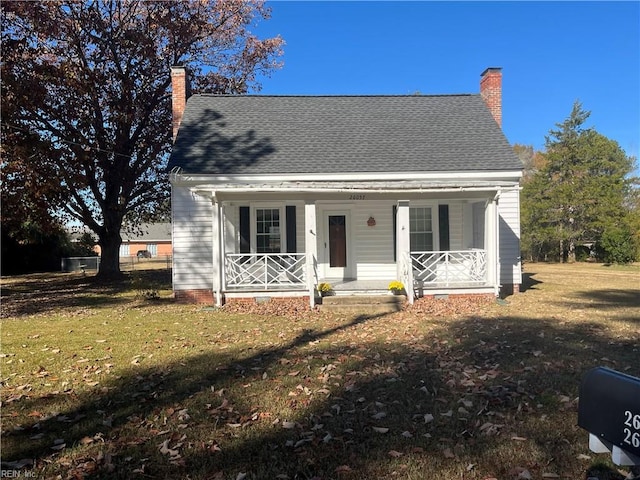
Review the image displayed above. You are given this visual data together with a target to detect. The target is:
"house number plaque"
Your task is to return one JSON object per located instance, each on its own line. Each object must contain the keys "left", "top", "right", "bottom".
{"left": 348, "top": 194, "right": 366, "bottom": 200}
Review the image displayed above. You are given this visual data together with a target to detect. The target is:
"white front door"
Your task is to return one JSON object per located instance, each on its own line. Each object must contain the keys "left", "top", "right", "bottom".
{"left": 322, "top": 210, "right": 354, "bottom": 279}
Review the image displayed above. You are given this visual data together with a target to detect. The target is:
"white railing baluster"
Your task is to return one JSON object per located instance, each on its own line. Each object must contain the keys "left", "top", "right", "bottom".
{"left": 225, "top": 253, "right": 307, "bottom": 289}
{"left": 410, "top": 250, "right": 487, "bottom": 286}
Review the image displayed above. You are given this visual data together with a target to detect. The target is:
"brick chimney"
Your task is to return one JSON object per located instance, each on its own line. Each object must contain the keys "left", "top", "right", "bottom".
{"left": 480, "top": 67, "right": 502, "bottom": 127}
{"left": 171, "top": 66, "right": 190, "bottom": 142}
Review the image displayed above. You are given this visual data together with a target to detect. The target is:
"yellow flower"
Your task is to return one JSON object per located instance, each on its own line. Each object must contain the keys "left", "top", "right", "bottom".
{"left": 388, "top": 281, "right": 404, "bottom": 292}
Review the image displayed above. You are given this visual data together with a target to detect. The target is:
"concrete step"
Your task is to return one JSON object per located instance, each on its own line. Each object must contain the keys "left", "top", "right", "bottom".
{"left": 318, "top": 294, "right": 406, "bottom": 314}
{"left": 322, "top": 294, "right": 406, "bottom": 305}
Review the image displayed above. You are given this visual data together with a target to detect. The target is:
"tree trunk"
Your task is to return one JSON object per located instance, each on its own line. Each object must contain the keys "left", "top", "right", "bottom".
{"left": 567, "top": 239, "right": 576, "bottom": 263}
{"left": 98, "top": 233, "right": 122, "bottom": 278}
{"left": 559, "top": 239, "right": 564, "bottom": 263}
{"left": 97, "top": 211, "right": 124, "bottom": 278}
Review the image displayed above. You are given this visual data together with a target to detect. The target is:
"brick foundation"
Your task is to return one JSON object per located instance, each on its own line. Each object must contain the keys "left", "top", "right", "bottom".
{"left": 174, "top": 289, "right": 215, "bottom": 304}
{"left": 499, "top": 284, "right": 521, "bottom": 297}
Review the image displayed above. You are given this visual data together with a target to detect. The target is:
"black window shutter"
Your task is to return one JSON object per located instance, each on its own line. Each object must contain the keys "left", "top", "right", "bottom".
{"left": 439, "top": 204, "right": 450, "bottom": 251}
{"left": 239, "top": 206, "right": 250, "bottom": 254}
{"left": 392, "top": 205, "right": 397, "bottom": 261}
{"left": 286, "top": 205, "right": 297, "bottom": 253}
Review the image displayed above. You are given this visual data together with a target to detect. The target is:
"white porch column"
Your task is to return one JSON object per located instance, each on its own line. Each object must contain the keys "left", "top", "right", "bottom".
{"left": 212, "top": 198, "right": 224, "bottom": 307}
{"left": 484, "top": 196, "right": 499, "bottom": 295}
{"left": 396, "top": 200, "right": 412, "bottom": 302}
{"left": 305, "top": 200, "right": 318, "bottom": 308}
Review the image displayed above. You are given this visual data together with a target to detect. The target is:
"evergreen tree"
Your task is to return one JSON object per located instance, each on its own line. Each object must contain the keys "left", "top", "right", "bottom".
{"left": 521, "top": 101, "right": 636, "bottom": 263}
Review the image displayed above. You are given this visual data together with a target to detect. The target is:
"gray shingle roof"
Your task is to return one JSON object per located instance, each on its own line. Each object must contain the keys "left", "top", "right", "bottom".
{"left": 167, "top": 95, "right": 522, "bottom": 175}
{"left": 121, "top": 223, "right": 171, "bottom": 242}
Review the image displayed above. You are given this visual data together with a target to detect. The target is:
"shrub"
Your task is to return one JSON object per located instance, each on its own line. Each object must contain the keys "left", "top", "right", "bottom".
{"left": 600, "top": 225, "right": 637, "bottom": 264}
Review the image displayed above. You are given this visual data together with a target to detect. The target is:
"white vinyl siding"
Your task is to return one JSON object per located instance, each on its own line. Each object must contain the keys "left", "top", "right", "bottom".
{"left": 171, "top": 186, "right": 214, "bottom": 291}
{"left": 448, "top": 202, "right": 464, "bottom": 250}
{"left": 224, "top": 205, "right": 238, "bottom": 254}
{"left": 353, "top": 201, "right": 396, "bottom": 280}
{"left": 498, "top": 188, "right": 522, "bottom": 286}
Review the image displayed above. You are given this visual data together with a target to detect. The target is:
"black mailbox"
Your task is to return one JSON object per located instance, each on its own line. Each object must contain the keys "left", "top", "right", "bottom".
{"left": 578, "top": 367, "right": 640, "bottom": 464}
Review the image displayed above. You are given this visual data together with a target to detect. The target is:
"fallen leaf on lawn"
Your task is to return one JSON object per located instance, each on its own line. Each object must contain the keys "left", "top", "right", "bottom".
{"left": 424, "top": 413, "right": 434, "bottom": 423}
{"left": 388, "top": 450, "right": 403, "bottom": 457}
{"left": 577, "top": 453, "right": 591, "bottom": 460}
{"left": 401, "top": 431, "right": 413, "bottom": 438}
{"left": 440, "top": 410, "right": 453, "bottom": 417}
{"left": 372, "top": 427, "right": 389, "bottom": 433}
{"left": 371, "top": 412, "right": 387, "bottom": 420}
{"left": 510, "top": 468, "right": 532, "bottom": 480}
{"left": 158, "top": 439, "right": 180, "bottom": 457}
{"left": 442, "top": 448, "right": 455, "bottom": 458}
{"left": 236, "top": 473, "right": 247, "bottom": 480}
{"left": 511, "top": 436, "right": 527, "bottom": 441}
{"left": 281, "top": 420, "right": 296, "bottom": 429}
{"left": 542, "top": 474, "right": 560, "bottom": 478}
{"left": 335, "top": 465, "right": 353, "bottom": 473}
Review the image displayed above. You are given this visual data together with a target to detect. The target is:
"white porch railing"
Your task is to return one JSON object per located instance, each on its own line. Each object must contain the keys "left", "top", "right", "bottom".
{"left": 225, "top": 253, "right": 307, "bottom": 289}
{"left": 411, "top": 249, "right": 487, "bottom": 286}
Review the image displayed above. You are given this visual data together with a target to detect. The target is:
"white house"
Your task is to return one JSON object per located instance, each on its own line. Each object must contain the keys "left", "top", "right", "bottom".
{"left": 167, "top": 67, "right": 523, "bottom": 307}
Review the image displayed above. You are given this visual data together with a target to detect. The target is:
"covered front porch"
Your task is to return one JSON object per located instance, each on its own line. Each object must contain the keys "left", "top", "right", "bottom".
{"left": 221, "top": 248, "right": 493, "bottom": 301}
{"left": 201, "top": 186, "right": 502, "bottom": 307}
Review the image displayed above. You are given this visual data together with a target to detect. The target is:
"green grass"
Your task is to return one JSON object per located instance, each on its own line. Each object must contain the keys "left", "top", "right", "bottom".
{"left": 1, "top": 264, "right": 639, "bottom": 479}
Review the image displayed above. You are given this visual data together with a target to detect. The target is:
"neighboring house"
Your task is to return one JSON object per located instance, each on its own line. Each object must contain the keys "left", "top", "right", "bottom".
{"left": 119, "top": 223, "right": 172, "bottom": 258}
{"left": 167, "top": 67, "right": 523, "bottom": 307}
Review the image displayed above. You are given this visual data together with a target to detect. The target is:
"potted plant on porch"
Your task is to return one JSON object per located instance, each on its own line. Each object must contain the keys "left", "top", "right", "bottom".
{"left": 317, "top": 282, "right": 333, "bottom": 297}
{"left": 388, "top": 281, "right": 406, "bottom": 296}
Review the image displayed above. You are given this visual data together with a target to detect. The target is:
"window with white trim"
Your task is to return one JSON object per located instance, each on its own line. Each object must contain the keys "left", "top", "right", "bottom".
{"left": 255, "top": 208, "right": 281, "bottom": 253}
{"left": 410, "top": 207, "right": 433, "bottom": 251}
{"left": 119, "top": 244, "right": 130, "bottom": 257}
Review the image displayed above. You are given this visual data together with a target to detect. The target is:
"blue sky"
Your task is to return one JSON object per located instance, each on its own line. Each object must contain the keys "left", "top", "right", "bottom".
{"left": 253, "top": 1, "right": 639, "bottom": 163}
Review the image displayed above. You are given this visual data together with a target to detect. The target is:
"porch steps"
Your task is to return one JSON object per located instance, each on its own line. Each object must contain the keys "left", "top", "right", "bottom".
{"left": 319, "top": 294, "right": 406, "bottom": 314}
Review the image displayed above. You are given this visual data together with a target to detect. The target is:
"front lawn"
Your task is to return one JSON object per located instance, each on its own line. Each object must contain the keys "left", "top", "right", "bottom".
{"left": 1, "top": 263, "right": 639, "bottom": 479}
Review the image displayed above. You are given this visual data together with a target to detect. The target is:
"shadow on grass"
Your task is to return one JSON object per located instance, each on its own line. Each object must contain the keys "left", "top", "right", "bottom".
{"left": 2, "top": 307, "right": 639, "bottom": 479}
{"left": 572, "top": 289, "right": 640, "bottom": 309}
{"left": 520, "top": 272, "right": 543, "bottom": 293}
{"left": 0, "top": 270, "right": 172, "bottom": 318}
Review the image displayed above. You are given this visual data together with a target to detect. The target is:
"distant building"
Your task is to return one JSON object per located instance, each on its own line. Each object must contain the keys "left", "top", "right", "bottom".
{"left": 119, "top": 223, "right": 172, "bottom": 258}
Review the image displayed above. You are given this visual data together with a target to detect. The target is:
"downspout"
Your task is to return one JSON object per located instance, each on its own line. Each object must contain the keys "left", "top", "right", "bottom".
{"left": 493, "top": 188, "right": 502, "bottom": 297}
